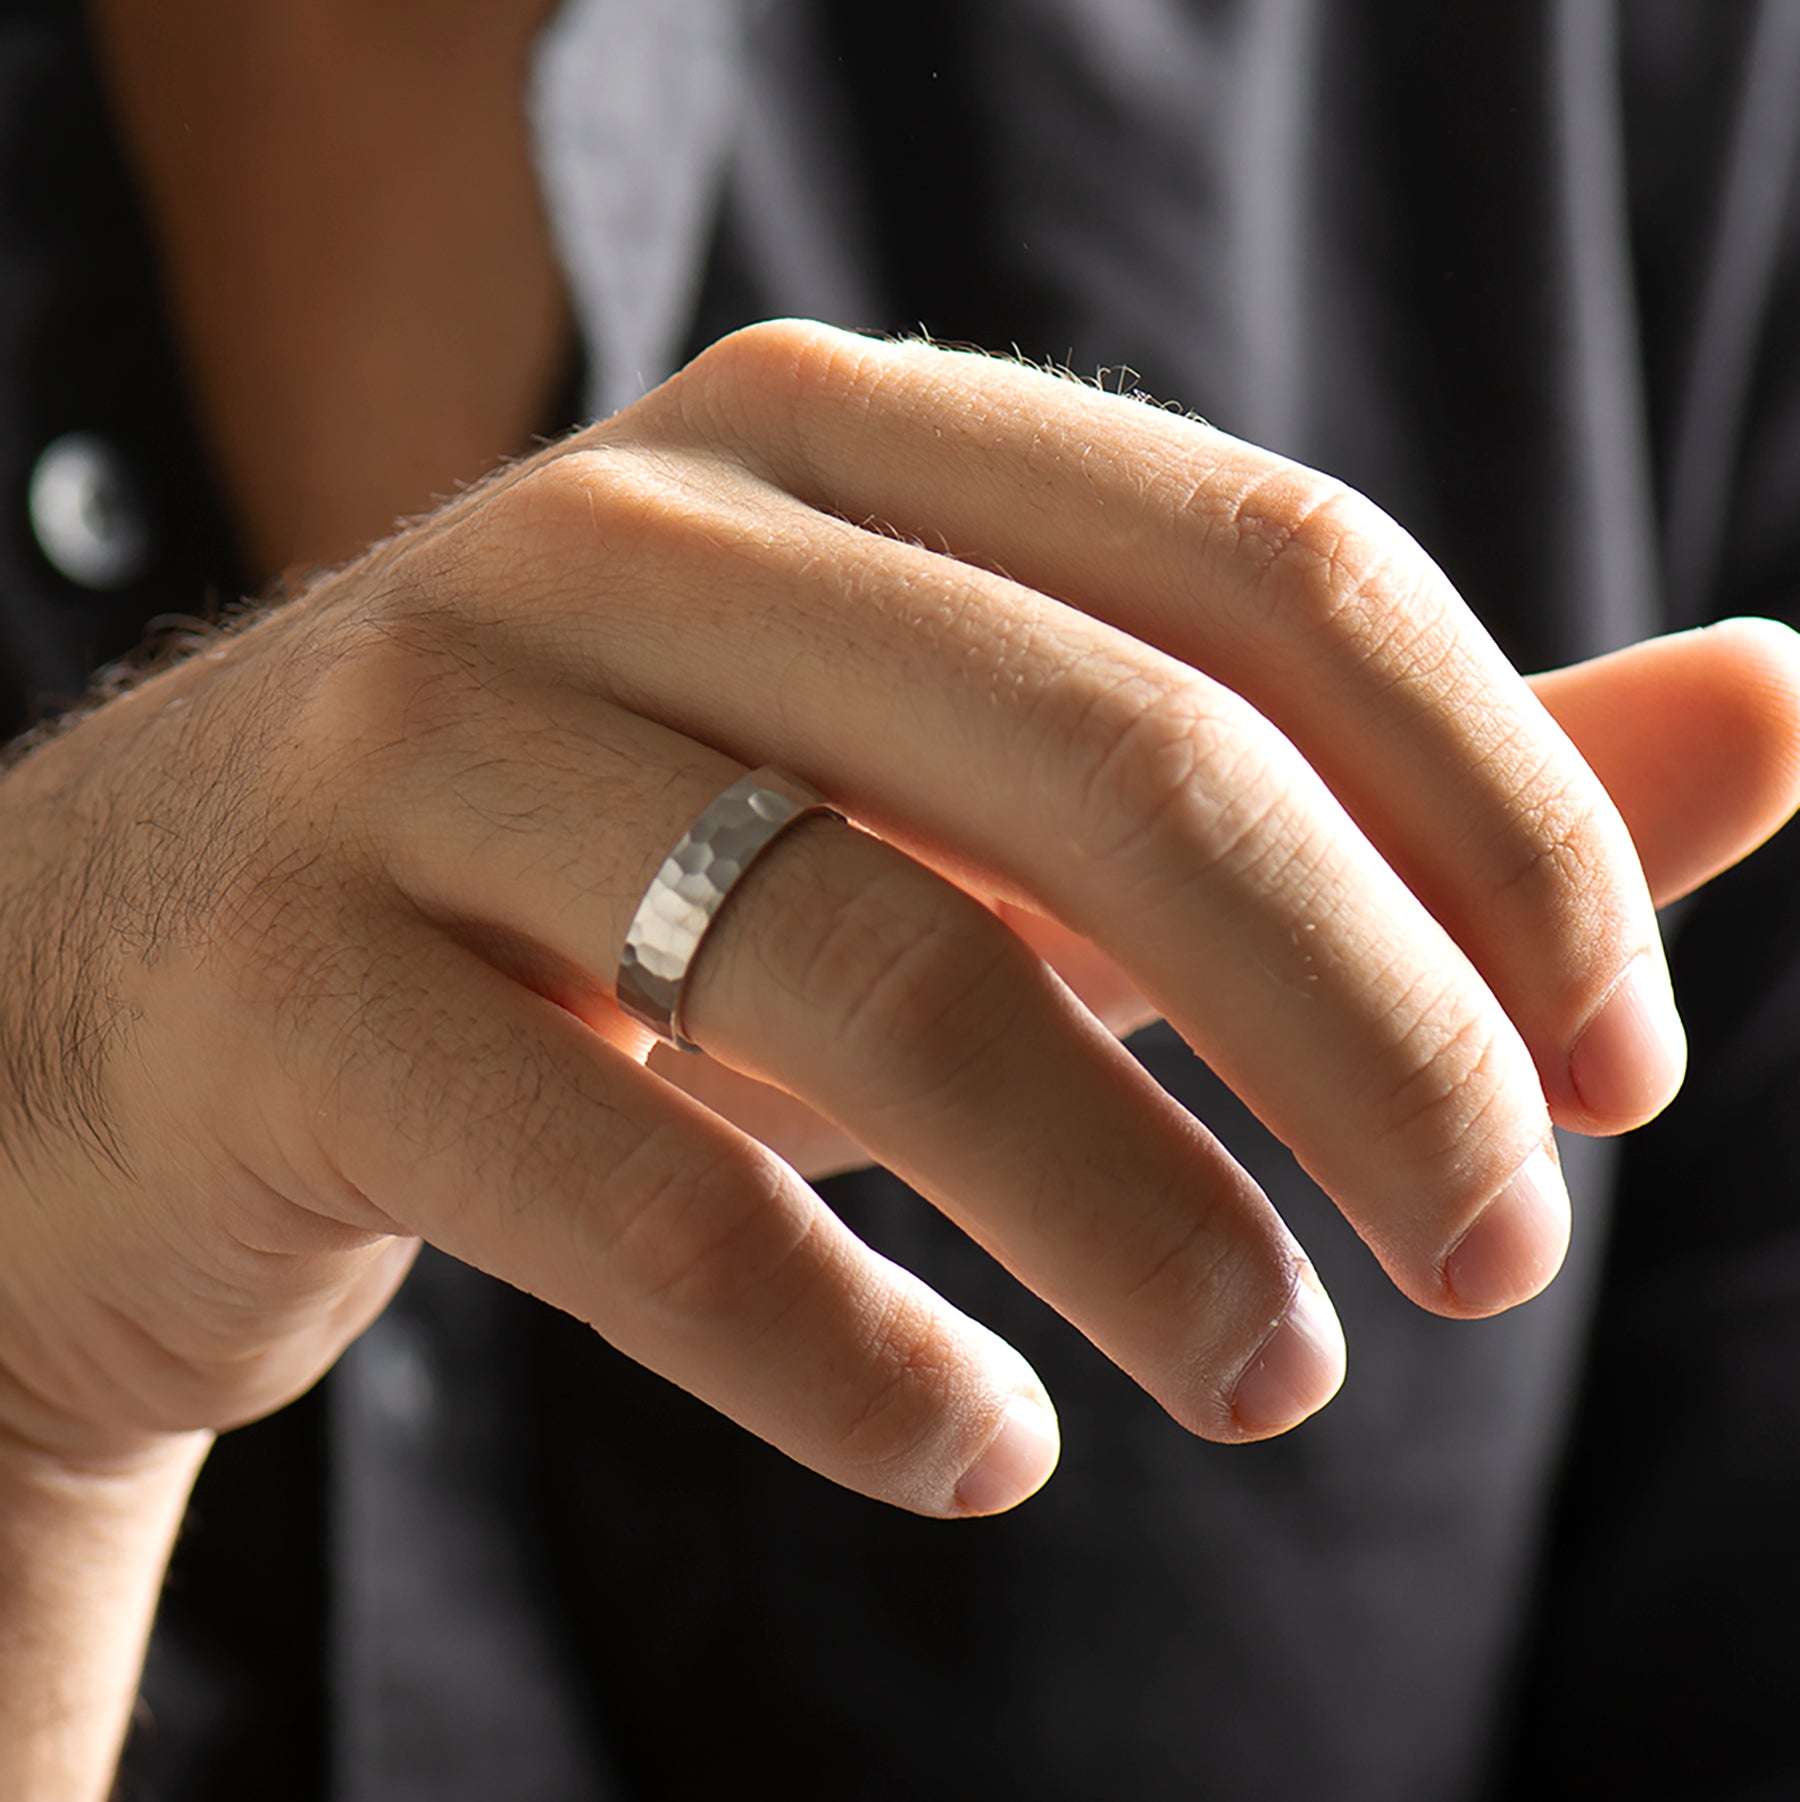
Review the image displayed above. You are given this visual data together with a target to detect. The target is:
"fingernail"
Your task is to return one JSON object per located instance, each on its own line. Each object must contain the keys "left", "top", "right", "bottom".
{"left": 954, "top": 1394, "right": 1061, "bottom": 1516}
{"left": 1230, "top": 1268, "right": 1346, "bottom": 1436}
{"left": 1568, "top": 953, "right": 1687, "bottom": 1124}
{"left": 1444, "top": 1146, "right": 1571, "bottom": 1313}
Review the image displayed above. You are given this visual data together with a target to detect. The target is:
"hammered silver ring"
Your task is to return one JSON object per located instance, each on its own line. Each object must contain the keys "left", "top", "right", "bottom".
{"left": 615, "top": 766, "right": 839, "bottom": 1052}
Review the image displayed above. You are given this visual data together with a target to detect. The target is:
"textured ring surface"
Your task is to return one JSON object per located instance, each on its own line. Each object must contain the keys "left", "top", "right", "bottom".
{"left": 616, "top": 766, "right": 838, "bottom": 1052}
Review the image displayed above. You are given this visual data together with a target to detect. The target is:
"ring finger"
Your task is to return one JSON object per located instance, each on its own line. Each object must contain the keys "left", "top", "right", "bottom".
{"left": 365, "top": 674, "right": 1347, "bottom": 1442}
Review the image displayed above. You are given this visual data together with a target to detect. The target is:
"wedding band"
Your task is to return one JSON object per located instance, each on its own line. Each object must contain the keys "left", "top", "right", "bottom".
{"left": 616, "top": 766, "right": 839, "bottom": 1052}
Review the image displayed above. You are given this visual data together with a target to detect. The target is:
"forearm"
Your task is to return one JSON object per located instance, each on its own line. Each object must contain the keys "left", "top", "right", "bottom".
{"left": 0, "top": 1426, "right": 209, "bottom": 1802}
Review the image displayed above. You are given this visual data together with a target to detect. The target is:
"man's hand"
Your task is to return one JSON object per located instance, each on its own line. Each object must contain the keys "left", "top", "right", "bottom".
{"left": 3, "top": 321, "right": 1799, "bottom": 1536}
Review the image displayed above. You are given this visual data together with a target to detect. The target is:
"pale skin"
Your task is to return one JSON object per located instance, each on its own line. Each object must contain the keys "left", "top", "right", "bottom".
{"left": 5, "top": 8, "right": 1800, "bottom": 1799}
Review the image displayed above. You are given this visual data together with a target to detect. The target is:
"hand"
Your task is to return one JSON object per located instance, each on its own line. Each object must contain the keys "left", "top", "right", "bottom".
{"left": 2, "top": 322, "right": 1797, "bottom": 1523}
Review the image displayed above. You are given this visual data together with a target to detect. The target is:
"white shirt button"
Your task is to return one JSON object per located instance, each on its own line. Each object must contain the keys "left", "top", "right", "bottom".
{"left": 27, "top": 432, "right": 154, "bottom": 591}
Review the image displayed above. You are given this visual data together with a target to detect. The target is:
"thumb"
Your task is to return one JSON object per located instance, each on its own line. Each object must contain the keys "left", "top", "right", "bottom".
{"left": 1529, "top": 617, "right": 1800, "bottom": 907}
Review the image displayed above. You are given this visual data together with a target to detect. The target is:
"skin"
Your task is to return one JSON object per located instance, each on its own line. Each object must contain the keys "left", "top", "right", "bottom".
{"left": 4, "top": 7, "right": 1798, "bottom": 1797}
{"left": 1, "top": 313, "right": 1797, "bottom": 1508}
{"left": 87, "top": 0, "right": 571, "bottom": 576}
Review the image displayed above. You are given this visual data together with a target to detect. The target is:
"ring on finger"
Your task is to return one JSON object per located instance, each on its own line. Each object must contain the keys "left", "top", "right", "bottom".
{"left": 616, "top": 765, "right": 841, "bottom": 1052}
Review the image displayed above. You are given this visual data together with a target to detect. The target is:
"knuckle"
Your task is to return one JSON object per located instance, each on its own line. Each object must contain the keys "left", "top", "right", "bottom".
{"left": 279, "top": 625, "right": 509, "bottom": 874}
{"left": 481, "top": 444, "right": 674, "bottom": 569}
{"left": 1101, "top": 1191, "right": 1295, "bottom": 1443}
{"left": 301, "top": 617, "right": 471, "bottom": 759}
{"left": 1114, "top": 1196, "right": 1244, "bottom": 1320}
{"left": 806, "top": 868, "right": 1029, "bottom": 1116}
{"left": 828, "top": 1294, "right": 965, "bottom": 1479}
{"left": 1364, "top": 982, "right": 1523, "bottom": 1179}
{"left": 1225, "top": 471, "right": 1440, "bottom": 654}
{"left": 1486, "top": 776, "right": 1615, "bottom": 914}
{"left": 1052, "top": 669, "right": 1274, "bottom": 872}
{"left": 596, "top": 1130, "right": 813, "bottom": 1330}
{"left": 476, "top": 440, "right": 779, "bottom": 626}
{"left": 671, "top": 317, "right": 869, "bottom": 459}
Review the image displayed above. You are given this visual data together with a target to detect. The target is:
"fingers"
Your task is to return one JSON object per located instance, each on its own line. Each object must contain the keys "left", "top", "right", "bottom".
{"left": 50, "top": 327, "right": 1800, "bottom": 1512}
{"left": 264, "top": 317, "right": 1784, "bottom": 1462}
{"left": 369, "top": 680, "right": 1346, "bottom": 1438}
{"left": 271, "top": 903, "right": 1062, "bottom": 1517}
{"left": 1529, "top": 618, "right": 1800, "bottom": 906}
{"left": 679, "top": 814, "right": 1346, "bottom": 1439}
{"left": 651, "top": 323, "right": 1687, "bottom": 1138}
{"left": 438, "top": 409, "right": 1569, "bottom": 1316}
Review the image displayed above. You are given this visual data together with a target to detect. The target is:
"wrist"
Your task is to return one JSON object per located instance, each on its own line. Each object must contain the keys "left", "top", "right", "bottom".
{"left": 0, "top": 1420, "right": 210, "bottom": 1802}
